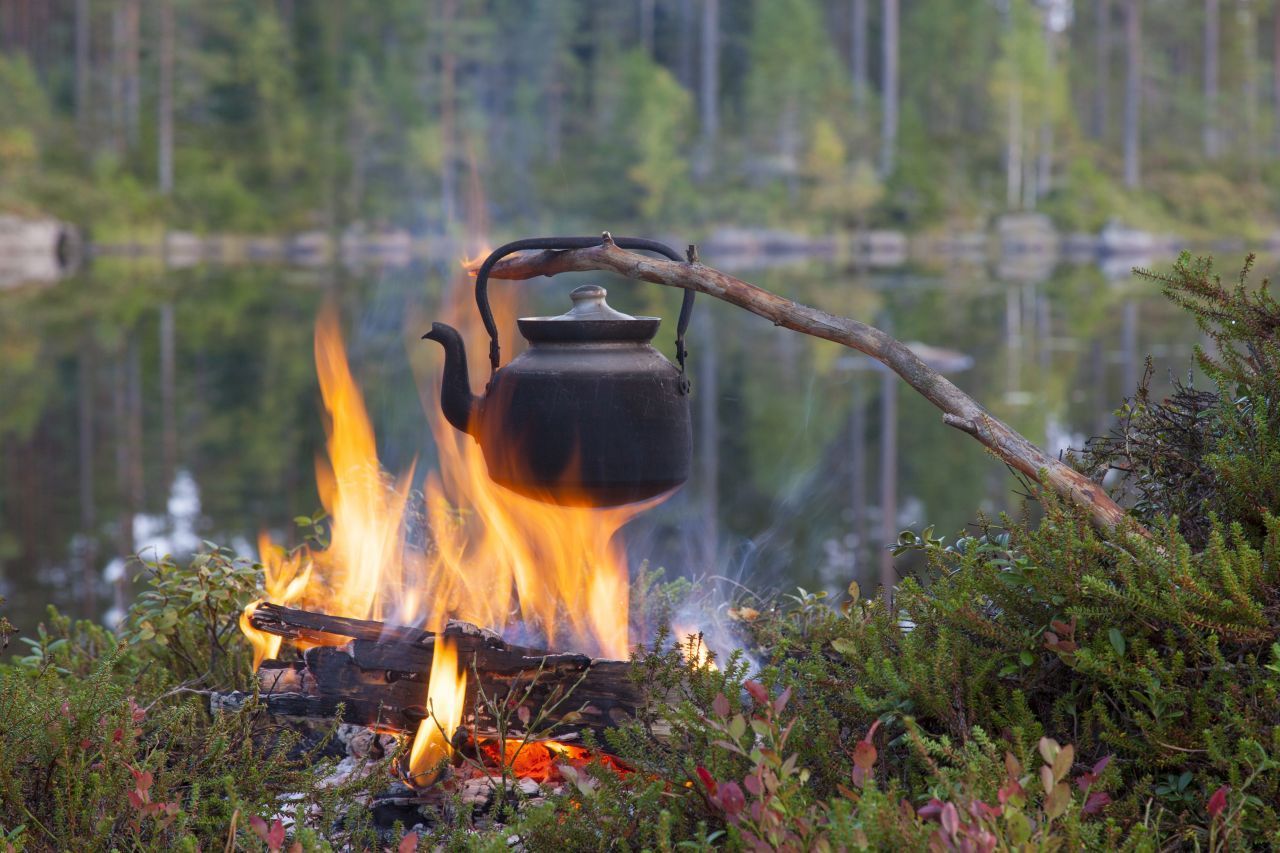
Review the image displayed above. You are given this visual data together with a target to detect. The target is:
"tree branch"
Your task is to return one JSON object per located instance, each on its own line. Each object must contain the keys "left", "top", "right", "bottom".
{"left": 472, "top": 234, "right": 1138, "bottom": 534}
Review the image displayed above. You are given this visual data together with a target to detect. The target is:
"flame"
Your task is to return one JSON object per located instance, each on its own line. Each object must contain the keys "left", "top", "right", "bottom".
{"left": 239, "top": 532, "right": 314, "bottom": 669}
{"left": 242, "top": 282, "right": 658, "bottom": 664}
{"left": 673, "top": 625, "right": 719, "bottom": 671}
{"left": 241, "top": 308, "right": 423, "bottom": 658}
{"left": 406, "top": 637, "right": 467, "bottom": 786}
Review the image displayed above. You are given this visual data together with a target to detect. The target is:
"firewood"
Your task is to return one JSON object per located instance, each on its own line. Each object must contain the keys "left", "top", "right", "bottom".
{"left": 234, "top": 605, "right": 645, "bottom": 744}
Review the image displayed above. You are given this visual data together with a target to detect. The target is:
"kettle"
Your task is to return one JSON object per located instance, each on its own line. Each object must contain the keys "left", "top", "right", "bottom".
{"left": 422, "top": 236, "right": 695, "bottom": 507}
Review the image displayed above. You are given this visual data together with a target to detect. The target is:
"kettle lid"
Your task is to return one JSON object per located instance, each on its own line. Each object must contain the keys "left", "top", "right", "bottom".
{"left": 517, "top": 284, "right": 660, "bottom": 343}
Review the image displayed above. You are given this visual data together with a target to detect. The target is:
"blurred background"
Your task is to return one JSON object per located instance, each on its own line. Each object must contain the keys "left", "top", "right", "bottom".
{"left": 0, "top": 0, "right": 1260, "bottom": 628}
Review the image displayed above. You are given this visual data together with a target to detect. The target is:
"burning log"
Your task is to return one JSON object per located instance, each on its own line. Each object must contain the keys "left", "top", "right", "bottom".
{"left": 226, "top": 604, "right": 644, "bottom": 744}
{"left": 475, "top": 233, "right": 1141, "bottom": 536}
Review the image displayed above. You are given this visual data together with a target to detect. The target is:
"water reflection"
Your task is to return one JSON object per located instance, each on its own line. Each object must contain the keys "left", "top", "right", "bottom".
{"left": 0, "top": 256, "right": 1201, "bottom": 629}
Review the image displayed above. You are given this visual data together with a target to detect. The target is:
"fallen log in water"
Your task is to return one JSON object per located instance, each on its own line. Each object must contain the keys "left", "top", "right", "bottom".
{"left": 222, "top": 604, "right": 643, "bottom": 744}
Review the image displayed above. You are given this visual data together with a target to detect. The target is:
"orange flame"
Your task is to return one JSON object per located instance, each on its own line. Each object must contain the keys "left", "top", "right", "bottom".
{"left": 673, "top": 625, "right": 719, "bottom": 671}
{"left": 243, "top": 282, "right": 657, "bottom": 663}
{"left": 406, "top": 637, "right": 466, "bottom": 786}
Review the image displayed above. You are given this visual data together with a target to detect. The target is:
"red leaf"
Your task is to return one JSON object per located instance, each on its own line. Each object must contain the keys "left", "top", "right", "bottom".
{"left": 917, "top": 798, "right": 944, "bottom": 821}
{"left": 249, "top": 815, "right": 270, "bottom": 843}
{"left": 717, "top": 781, "right": 746, "bottom": 816}
{"left": 398, "top": 832, "right": 419, "bottom": 853}
{"left": 862, "top": 719, "right": 882, "bottom": 744}
{"left": 112, "top": 727, "right": 124, "bottom": 743}
{"left": 850, "top": 765, "right": 866, "bottom": 789}
{"left": 940, "top": 802, "right": 960, "bottom": 837}
{"left": 997, "top": 779, "right": 1024, "bottom": 804}
{"left": 267, "top": 819, "right": 286, "bottom": 851}
{"left": 852, "top": 740, "right": 877, "bottom": 771}
{"left": 711, "top": 693, "right": 730, "bottom": 719}
{"left": 742, "top": 773, "right": 762, "bottom": 796}
{"left": 128, "top": 697, "right": 146, "bottom": 724}
{"left": 743, "top": 681, "right": 769, "bottom": 707}
{"left": 974, "top": 800, "right": 1002, "bottom": 819}
{"left": 127, "top": 790, "right": 144, "bottom": 810}
{"left": 772, "top": 686, "right": 792, "bottom": 715}
{"left": 1207, "top": 784, "right": 1229, "bottom": 820}
{"left": 1091, "top": 755, "right": 1112, "bottom": 776}
{"left": 1083, "top": 791, "right": 1112, "bottom": 815}
{"left": 694, "top": 766, "right": 716, "bottom": 795}
{"left": 79, "top": 738, "right": 92, "bottom": 750}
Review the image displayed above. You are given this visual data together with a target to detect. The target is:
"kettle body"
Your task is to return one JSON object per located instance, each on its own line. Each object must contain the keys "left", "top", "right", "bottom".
{"left": 422, "top": 236, "right": 696, "bottom": 507}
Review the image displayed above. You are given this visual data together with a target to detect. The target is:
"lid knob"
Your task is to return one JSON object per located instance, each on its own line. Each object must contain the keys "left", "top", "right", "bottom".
{"left": 559, "top": 285, "right": 635, "bottom": 321}
{"left": 570, "top": 284, "right": 607, "bottom": 302}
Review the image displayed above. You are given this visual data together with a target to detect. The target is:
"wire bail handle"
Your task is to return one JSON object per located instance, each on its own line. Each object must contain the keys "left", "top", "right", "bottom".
{"left": 472, "top": 234, "right": 696, "bottom": 376}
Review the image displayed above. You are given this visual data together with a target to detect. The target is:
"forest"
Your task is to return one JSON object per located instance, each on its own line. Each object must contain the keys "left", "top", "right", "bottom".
{"left": 3, "top": 0, "right": 1280, "bottom": 239}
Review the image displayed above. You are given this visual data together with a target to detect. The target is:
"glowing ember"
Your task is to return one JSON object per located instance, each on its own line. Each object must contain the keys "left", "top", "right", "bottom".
{"left": 478, "top": 739, "right": 631, "bottom": 784}
{"left": 406, "top": 638, "right": 466, "bottom": 786}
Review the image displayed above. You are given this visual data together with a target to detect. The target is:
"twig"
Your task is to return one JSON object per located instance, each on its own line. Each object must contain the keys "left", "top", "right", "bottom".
{"left": 472, "top": 235, "right": 1143, "bottom": 535}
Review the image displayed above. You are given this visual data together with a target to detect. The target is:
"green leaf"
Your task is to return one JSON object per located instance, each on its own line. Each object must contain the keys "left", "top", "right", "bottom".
{"left": 1019, "top": 650, "right": 1035, "bottom": 666}
{"left": 1109, "top": 628, "right": 1126, "bottom": 658}
{"left": 831, "top": 637, "right": 858, "bottom": 658}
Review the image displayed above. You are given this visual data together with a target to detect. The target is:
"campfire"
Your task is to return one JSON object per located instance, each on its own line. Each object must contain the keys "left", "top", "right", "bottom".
{"left": 231, "top": 292, "right": 670, "bottom": 798}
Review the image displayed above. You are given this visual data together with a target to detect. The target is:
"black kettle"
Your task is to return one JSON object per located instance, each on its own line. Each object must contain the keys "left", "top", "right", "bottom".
{"left": 422, "top": 236, "right": 695, "bottom": 507}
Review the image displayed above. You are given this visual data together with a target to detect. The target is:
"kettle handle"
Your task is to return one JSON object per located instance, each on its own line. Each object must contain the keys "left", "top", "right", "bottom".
{"left": 473, "top": 235, "right": 695, "bottom": 375}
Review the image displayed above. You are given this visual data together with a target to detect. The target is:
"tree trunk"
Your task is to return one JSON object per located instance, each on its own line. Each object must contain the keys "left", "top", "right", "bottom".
{"left": 678, "top": 0, "right": 695, "bottom": 89}
{"left": 696, "top": 308, "right": 719, "bottom": 572}
{"left": 1123, "top": 0, "right": 1141, "bottom": 189}
{"left": 1241, "top": 0, "right": 1259, "bottom": 172}
{"left": 1204, "top": 0, "right": 1220, "bottom": 158}
{"left": 851, "top": 0, "right": 869, "bottom": 123}
{"left": 439, "top": 0, "right": 459, "bottom": 230}
{"left": 878, "top": 341, "right": 898, "bottom": 604}
{"left": 1092, "top": 0, "right": 1111, "bottom": 140}
{"left": 880, "top": 0, "right": 899, "bottom": 177}
{"left": 696, "top": 0, "right": 719, "bottom": 178}
{"left": 1007, "top": 83, "right": 1023, "bottom": 209}
{"left": 78, "top": 343, "right": 97, "bottom": 618}
{"left": 160, "top": 302, "right": 176, "bottom": 486}
{"left": 1274, "top": 4, "right": 1280, "bottom": 155}
{"left": 639, "top": 0, "right": 655, "bottom": 57}
{"left": 75, "top": 0, "right": 90, "bottom": 140}
{"left": 474, "top": 238, "right": 1141, "bottom": 535}
{"left": 158, "top": 0, "right": 175, "bottom": 195}
{"left": 121, "top": 0, "right": 141, "bottom": 149}
{"left": 1036, "top": 12, "right": 1056, "bottom": 202}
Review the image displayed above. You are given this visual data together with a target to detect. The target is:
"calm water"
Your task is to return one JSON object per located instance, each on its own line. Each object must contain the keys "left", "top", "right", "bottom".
{"left": 0, "top": 252, "right": 1205, "bottom": 631}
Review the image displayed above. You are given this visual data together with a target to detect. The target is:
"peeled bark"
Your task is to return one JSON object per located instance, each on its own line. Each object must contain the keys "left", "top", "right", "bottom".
{"left": 472, "top": 236, "right": 1138, "bottom": 534}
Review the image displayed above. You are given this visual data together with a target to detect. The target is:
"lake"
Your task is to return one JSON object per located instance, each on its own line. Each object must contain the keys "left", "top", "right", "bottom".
{"left": 0, "top": 250, "right": 1206, "bottom": 632}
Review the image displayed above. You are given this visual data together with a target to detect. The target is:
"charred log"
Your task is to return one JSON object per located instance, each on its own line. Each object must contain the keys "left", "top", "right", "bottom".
{"left": 227, "top": 605, "right": 644, "bottom": 744}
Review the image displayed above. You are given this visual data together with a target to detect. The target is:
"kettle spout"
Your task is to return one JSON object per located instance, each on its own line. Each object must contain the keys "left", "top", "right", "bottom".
{"left": 422, "top": 322, "right": 479, "bottom": 435}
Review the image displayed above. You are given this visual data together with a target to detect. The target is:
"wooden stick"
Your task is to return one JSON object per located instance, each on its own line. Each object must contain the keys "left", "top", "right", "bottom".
{"left": 473, "top": 234, "right": 1137, "bottom": 534}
